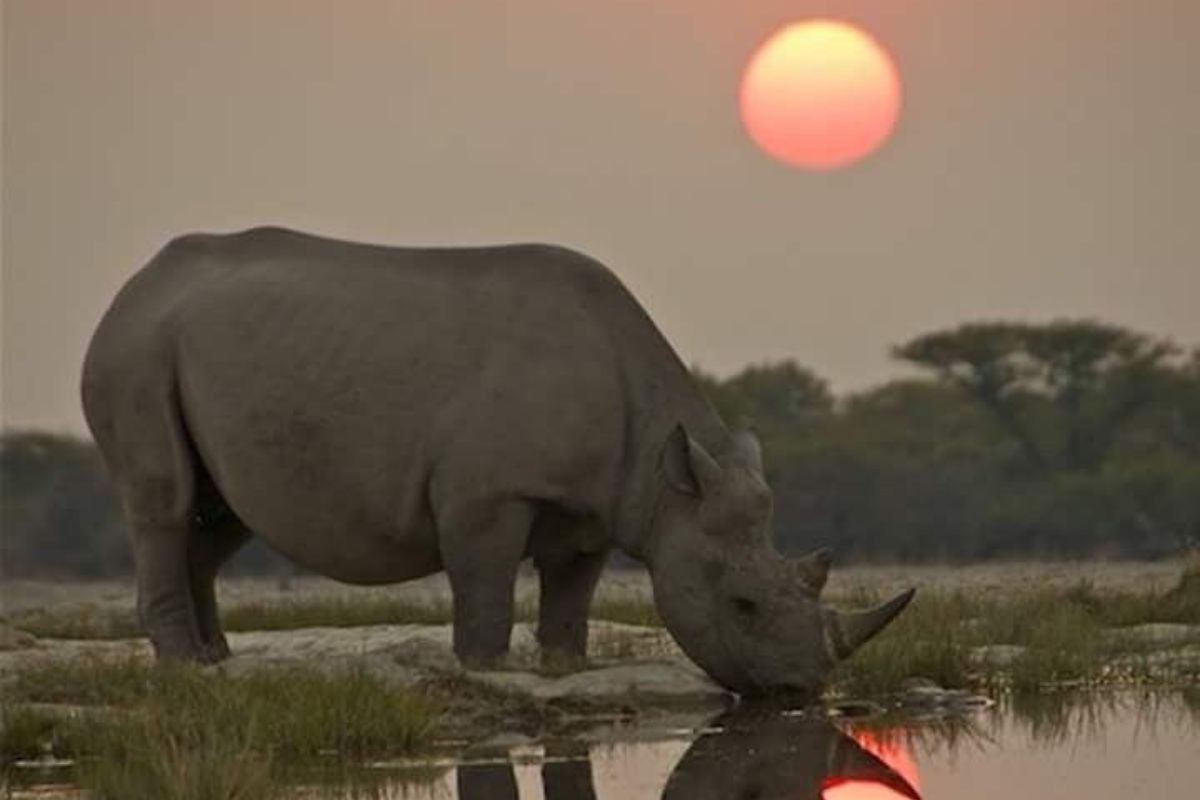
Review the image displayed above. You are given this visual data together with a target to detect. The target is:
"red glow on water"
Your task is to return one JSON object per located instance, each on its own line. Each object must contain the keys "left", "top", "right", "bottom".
{"left": 822, "top": 732, "right": 922, "bottom": 800}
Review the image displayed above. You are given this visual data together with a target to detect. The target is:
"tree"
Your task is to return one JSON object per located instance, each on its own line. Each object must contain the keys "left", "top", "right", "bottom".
{"left": 706, "top": 361, "right": 832, "bottom": 434}
{"left": 0, "top": 431, "right": 290, "bottom": 577}
{"left": 1, "top": 431, "right": 128, "bottom": 576}
{"left": 895, "top": 320, "right": 1177, "bottom": 472}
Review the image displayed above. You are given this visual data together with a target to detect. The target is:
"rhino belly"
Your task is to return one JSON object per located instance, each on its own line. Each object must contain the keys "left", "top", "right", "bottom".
{"left": 179, "top": 373, "right": 445, "bottom": 585}
{"left": 210, "top": 446, "right": 444, "bottom": 586}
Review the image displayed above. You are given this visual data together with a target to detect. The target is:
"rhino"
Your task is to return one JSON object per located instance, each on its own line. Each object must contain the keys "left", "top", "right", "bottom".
{"left": 81, "top": 226, "right": 913, "bottom": 696}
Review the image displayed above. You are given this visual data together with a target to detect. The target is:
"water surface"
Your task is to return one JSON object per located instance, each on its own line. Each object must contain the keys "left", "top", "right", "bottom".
{"left": 8, "top": 690, "right": 1198, "bottom": 799}
{"left": 294, "top": 691, "right": 1200, "bottom": 800}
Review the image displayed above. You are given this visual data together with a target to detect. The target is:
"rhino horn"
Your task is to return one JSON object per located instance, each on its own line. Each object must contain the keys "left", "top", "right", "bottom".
{"left": 827, "top": 589, "right": 916, "bottom": 660}
{"left": 791, "top": 546, "right": 833, "bottom": 595}
{"left": 729, "top": 429, "right": 764, "bottom": 474}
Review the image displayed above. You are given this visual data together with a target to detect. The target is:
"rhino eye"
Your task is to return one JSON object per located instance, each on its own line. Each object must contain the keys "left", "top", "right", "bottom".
{"left": 732, "top": 596, "right": 759, "bottom": 617}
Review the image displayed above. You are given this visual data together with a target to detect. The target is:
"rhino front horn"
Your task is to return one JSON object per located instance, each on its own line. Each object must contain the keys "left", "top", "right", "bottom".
{"left": 827, "top": 588, "right": 916, "bottom": 660}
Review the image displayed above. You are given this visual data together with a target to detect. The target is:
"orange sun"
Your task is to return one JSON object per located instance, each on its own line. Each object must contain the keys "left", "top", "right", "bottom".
{"left": 739, "top": 20, "right": 902, "bottom": 171}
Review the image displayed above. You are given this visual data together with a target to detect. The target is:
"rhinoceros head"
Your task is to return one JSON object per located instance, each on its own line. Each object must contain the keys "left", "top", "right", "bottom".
{"left": 648, "top": 424, "right": 914, "bottom": 697}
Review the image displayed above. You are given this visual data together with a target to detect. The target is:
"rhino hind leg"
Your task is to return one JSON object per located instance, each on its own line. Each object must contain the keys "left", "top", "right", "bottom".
{"left": 84, "top": 361, "right": 216, "bottom": 663}
{"left": 440, "top": 498, "right": 534, "bottom": 668}
{"left": 129, "top": 520, "right": 213, "bottom": 661}
{"left": 187, "top": 514, "right": 250, "bottom": 661}
{"left": 120, "top": 458, "right": 213, "bottom": 662}
{"left": 534, "top": 542, "right": 606, "bottom": 664}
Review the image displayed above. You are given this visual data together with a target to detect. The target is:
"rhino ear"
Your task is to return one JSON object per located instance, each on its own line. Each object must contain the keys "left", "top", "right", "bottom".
{"left": 660, "top": 424, "right": 722, "bottom": 497}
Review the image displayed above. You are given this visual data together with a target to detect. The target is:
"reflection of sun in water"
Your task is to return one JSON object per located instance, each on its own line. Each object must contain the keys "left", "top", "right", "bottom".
{"left": 740, "top": 20, "right": 902, "bottom": 170}
{"left": 822, "top": 732, "right": 922, "bottom": 800}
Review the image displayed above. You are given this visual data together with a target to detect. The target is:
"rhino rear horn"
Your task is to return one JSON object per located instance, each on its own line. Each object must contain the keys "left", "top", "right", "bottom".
{"left": 729, "top": 429, "right": 764, "bottom": 475}
{"left": 827, "top": 589, "right": 916, "bottom": 660}
{"left": 792, "top": 546, "right": 833, "bottom": 595}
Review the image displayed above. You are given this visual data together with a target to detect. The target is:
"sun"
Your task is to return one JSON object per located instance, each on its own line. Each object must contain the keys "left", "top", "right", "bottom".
{"left": 739, "top": 20, "right": 903, "bottom": 171}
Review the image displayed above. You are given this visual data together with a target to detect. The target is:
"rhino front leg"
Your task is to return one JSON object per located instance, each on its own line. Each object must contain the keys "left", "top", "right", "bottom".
{"left": 440, "top": 498, "right": 534, "bottom": 668}
{"left": 535, "top": 546, "right": 607, "bottom": 663}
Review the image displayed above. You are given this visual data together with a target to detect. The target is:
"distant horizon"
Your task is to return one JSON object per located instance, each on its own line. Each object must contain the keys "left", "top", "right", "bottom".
{"left": 4, "top": 0, "right": 1198, "bottom": 432}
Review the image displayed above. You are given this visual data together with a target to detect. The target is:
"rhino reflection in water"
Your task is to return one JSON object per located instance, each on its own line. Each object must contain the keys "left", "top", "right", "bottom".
{"left": 453, "top": 711, "right": 920, "bottom": 800}
{"left": 457, "top": 741, "right": 597, "bottom": 800}
{"left": 82, "top": 227, "right": 913, "bottom": 695}
{"left": 663, "top": 711, "right": 921, "bottom": 800}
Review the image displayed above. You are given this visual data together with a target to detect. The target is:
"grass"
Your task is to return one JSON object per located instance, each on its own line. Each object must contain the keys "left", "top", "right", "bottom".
{"left": 1, "top": 704, "right": 90, "bottom": 763}
{"left": 3, "top": 562, "right": 1198, "bottom": 799}
{"left": 829, "top": 560, "right": 1200, "bottom": 696}
{"left": 2, "top": 659, "right": 441, "bottom": 800}
{"left": 10, "top": 592, "right": 661, "bottom": 641}
{"left": 7, "top": 559, "right": 1197, "bottom": 704}
{"left": 11, "top": 605, "right": 142, "bottom": 640}
{"left": 223, "top": 595, "right": 453, "bottom": 632}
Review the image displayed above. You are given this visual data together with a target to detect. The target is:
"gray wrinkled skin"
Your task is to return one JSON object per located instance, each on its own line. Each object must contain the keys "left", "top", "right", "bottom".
{"left": 81, "top": 227, "right": 913, "bottom": 694}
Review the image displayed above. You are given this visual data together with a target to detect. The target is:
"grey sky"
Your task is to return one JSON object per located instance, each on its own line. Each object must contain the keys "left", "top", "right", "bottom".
{"left": 3, "top": 0, "right": 1198, "bottom": 433}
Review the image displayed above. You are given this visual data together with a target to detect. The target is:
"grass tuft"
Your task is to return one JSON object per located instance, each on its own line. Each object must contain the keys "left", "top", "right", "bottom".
{"left": 3, "top": 659, "right": 441, "bottom": 800}
{"left": 830, "top": 560, "right": 1200, "bottom": 697}
{"left": 0, "top": 704, "right": 80, "bottom": 763}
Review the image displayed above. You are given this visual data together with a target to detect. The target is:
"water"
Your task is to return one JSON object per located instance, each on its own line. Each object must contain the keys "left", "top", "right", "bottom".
{"left": 298, "top": 691, "right": 1200, "bottom": 800}
{"left": 7, "top": 691, "right": 1198, "bottom": 799}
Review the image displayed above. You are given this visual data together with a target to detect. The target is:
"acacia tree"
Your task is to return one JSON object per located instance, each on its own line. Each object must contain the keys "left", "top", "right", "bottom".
{"left": 894, "top": 320, "right": 1177, "bottom": 472}
{"left": 1166, "top": 349, "right": 1200, "bottom": 457}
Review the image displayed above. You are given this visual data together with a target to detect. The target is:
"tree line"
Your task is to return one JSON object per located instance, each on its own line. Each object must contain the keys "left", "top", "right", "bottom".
{"left": 4, "top": 319, "right": 1198, "bottom": 577}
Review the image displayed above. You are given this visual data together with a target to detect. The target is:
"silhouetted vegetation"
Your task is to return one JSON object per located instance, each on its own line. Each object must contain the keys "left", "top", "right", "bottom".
{"left": 713, "top": 319, "right": 1200, "bottom": 561}
{"left": 3, "top": 319, "right": 1198, "bottom": 576}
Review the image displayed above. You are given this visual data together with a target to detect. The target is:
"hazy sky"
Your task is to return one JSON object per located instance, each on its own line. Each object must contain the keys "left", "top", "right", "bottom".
{"left": 3, "top": 0, "right": 1198, "bottom": 432}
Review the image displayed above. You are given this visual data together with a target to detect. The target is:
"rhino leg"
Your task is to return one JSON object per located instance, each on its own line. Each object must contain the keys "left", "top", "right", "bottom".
{"left": 90, "top": 371, "right": 212, "bottom": 663}
{"left": 457, "top": 762, "right": 519, "bottom": 800}
{"left": 127, "top": 512, "right": 211, "bottom": 662}
{"left": 187, "top": 517, "right": 250, "bottom": 661}
{"left": 534, "top": 545, "right": 606, "bottom": 662}
{"left": 542, "top": 740, "right": 598, "bottom": 800}
{"left": 440, "top": 498, "right": 533, "bottom": 667}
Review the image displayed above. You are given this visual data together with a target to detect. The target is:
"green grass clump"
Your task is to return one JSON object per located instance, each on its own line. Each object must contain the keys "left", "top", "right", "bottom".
{"left": 8, "top": 656, "right": 157, "bottom": 705}
{"left": 3, "top": 659, "right": 441, "bottom": 800}
{"left": 221, "top": 595, "right": 453, "bottom": 632}
{"left": 234, "top": 666, "right": 437, "bottom": 758}
{"left": 830, "top": 589, "right": 976, "bottom": 696}
{"left": 1006, "top": 604, "right": 1104, "bottom": 692}
{"left": 0, "top": 704, "right": 83, "bottom": 763}
{"left": 80, "top": 686, "right": 274, "bottom": 800}
{"left": 11, "top": 606, "right": 141, "bottom": 640}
